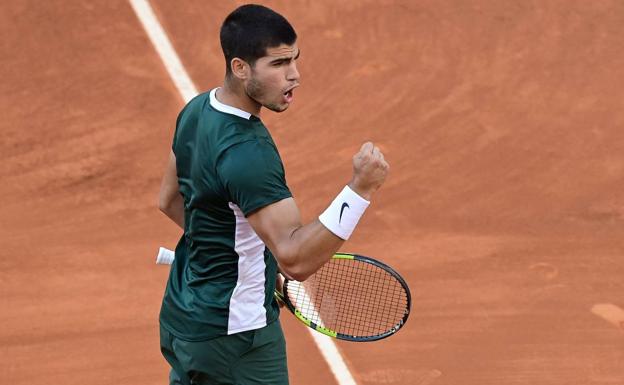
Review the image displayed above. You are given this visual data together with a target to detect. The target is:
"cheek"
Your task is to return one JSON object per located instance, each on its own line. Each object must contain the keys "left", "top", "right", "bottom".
{"left": 247, "top": 77, "right": 262, "bottom": 98}
{"left": 255, "top": 68, "right": 283, "bottom": 88}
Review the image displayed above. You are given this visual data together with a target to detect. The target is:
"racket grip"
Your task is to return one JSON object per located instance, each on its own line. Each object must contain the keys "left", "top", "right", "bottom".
{"left": 156, "top": 247, "right": 175, "bottom": 265}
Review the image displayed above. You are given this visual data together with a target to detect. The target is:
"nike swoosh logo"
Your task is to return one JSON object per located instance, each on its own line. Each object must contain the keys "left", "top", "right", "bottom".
{"left": 339, "top": 202, "right": 350, "bottom": 224}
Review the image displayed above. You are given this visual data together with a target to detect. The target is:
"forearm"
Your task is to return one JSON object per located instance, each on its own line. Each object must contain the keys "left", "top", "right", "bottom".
{"left": 160, "top": 192, "right": 185, "bottom": 229}
{"left": 159, "top": 150, "right": 184, "bottom": 229}
{"left": 278, "top": 220, "right": 344, "bottom": 280}
{"left": 251, "top": 142, "right": 389, "bottom": 281}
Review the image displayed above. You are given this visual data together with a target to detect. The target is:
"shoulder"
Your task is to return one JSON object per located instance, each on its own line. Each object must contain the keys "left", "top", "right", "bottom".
{"left": 218, "top": 139, "right": 282, "bottom": 175}
{"left": 175, "top": 92, "right": 211, "bottom": 128}
{"left": 216, "top": 138, "right": 290, "bottom": 215}
{"left": 180, "top": 92, "right": 210, "bottom": 115}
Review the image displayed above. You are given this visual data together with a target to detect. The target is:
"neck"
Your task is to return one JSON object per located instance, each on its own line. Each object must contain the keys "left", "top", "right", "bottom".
{"left": 217, "top": 78, "right": 261, "bottom": 117}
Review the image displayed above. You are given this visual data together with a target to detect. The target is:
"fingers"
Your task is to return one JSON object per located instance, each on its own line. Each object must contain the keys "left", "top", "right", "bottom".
{"left": 351, "top": 142, "right": 390, "bottom": 199}
{"left": 377, "top": 150, "right": 389, "bottom": 170}
{"left": 372, "top": 145, "right": 388, "bottom": 166}
{"left": 360, "top": 141, "right": 374, "bottom": 154}
{"left": 357, "top": 142, "right": 388, "bottom": 167}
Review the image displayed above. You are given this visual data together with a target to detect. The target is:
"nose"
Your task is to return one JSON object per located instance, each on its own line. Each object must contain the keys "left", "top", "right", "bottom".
{"left": 287, "top": 61, "right": 300, "bottom": 82}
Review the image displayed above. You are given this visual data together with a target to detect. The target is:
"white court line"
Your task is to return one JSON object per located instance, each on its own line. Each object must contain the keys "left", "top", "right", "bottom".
{"left": 591, "top": 303, "right": 624, "bottom": 330}
{"left": 129, "top": 0, "right": 197, "bottom": 103}
{"left": 129, "top": 0, "right": 358, "bottom": 382}
{"left": 297, "top": 287, "right": 358, "bottom": 385}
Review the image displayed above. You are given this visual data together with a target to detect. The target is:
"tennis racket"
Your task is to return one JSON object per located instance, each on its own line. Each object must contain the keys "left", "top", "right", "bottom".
{"left": 155, "top": 248, "right": 411, "bottom": 342}
{"left": 276, "top": 253, "right": 410, "bottom": 341}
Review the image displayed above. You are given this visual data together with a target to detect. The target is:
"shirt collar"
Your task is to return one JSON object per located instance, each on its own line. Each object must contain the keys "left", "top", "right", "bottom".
{"left": 209, "top": 88, "right": 252, "bottom": 120}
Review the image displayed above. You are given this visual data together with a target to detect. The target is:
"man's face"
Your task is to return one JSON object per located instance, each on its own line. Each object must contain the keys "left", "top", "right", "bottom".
{"left": 245, "top": 43, "right": 301, "bottom": 112}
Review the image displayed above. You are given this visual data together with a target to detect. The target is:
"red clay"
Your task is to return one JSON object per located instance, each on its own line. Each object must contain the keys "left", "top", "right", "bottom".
{"left": 2, "top": 1, "right": 624, "bottom": 384}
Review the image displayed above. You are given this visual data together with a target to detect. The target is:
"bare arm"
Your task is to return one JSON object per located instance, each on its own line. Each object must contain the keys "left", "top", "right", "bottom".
{"left": 248, "top": 198, "right": 343, "bottom": 281}
{"left": 248, "top": 142, "right": 389, "bottom": 281}
{"left": 158, "top": 150, "right": 185, "bottom": 229}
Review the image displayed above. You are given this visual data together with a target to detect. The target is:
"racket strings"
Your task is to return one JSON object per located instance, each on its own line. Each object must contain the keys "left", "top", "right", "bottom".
{"left": 286, "top": 258, "right": 408, "bottom": 337}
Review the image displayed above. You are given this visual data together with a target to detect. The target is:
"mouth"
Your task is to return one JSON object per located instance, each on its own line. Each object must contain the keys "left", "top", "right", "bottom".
{"left": 283, "top": 90, "right": 293, "bottom": 103}
{"left": 283, "top": 84, "right": 299, "bottom": 104}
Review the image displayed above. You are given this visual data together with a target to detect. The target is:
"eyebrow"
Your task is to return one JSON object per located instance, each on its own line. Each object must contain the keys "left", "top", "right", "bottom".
{"left": 269, "top": 49, "right": 301, "bottom": 64}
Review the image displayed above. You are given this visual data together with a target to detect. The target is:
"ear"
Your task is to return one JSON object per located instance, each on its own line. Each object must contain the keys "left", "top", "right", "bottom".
{"left": 230, "top": 58, "right": 249, "bottom": 80}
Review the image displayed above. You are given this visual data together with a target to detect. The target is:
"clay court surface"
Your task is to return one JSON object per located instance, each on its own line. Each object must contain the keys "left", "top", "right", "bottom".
{"left": 2, "top": 1, "right": 624, "bottom": 384}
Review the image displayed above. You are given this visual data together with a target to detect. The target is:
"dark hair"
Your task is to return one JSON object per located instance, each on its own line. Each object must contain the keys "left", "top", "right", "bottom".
{"left": 220, "top": 4, "right": 297, "bottom": 75}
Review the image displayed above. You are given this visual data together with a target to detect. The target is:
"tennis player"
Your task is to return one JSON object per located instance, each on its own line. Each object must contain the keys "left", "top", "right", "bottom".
{"left": 157, "top": 4, "right": 389, "bottom": 384}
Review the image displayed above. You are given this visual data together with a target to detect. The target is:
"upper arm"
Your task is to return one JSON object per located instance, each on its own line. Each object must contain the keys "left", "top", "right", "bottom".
{"left": 247, "top": 194, "right": 343, "bottom": 281}
{"left": 246, "top": 197, "right": 302, "bottom": 264}
{"left": 159, "top": 150, "right": 180, "bottom": 209}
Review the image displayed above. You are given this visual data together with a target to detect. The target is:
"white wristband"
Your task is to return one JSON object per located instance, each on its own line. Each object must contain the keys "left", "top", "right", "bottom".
{"left": 318, "top": 185, "right": 370, "bottom": 240}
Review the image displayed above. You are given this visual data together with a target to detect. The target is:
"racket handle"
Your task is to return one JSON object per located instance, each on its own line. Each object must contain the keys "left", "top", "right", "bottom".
{"left": 156, "top": 247, "right": 175, "bottom": 265}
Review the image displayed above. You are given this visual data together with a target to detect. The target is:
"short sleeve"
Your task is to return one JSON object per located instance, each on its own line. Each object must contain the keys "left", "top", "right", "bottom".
{"left": 217, "top": 140, "right": 292, "bottom": 216}
{"left": 171, "top": 104, "right": 188, "bottom": 153}
{"left": 172, "top": 97, "right": 199, "bottom": 153}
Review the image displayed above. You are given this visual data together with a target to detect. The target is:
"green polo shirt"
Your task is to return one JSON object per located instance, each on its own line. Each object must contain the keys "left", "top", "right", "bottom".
{"left": 160, "top": 88, "right": 292, "bottom": 341}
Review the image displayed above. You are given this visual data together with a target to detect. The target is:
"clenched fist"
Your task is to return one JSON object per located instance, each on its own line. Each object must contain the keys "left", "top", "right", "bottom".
{"left": 348, "top": 142, "right": 389, "bottom": 200}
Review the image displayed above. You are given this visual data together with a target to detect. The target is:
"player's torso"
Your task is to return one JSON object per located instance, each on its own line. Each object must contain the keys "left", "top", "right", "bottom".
{"left": 161, "top": 89, "right": 283, "bottom": 341}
